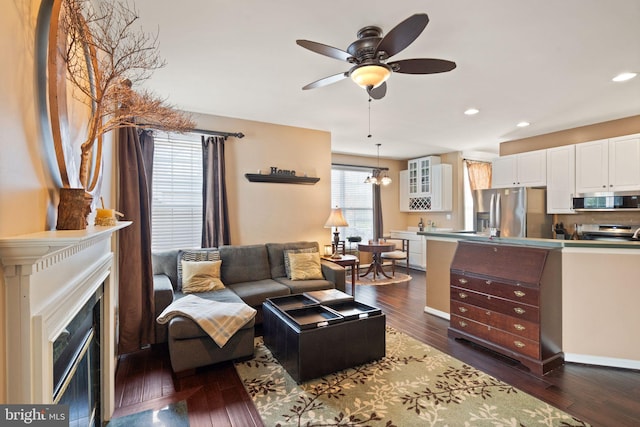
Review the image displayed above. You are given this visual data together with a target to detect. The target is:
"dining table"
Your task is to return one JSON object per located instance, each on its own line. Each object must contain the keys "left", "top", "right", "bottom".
{"left": 358, "top": 242, "right": 396, "bottom": 280}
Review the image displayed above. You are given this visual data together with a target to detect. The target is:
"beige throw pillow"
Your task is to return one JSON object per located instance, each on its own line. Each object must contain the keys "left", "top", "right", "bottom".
{"left": 284, "top": 247, "right": 318, "bottom": 279}
{"left": 288, "top": 252, "right": 324, "bottom": 281}
{"left": 181, "top": 260, "right": 225, "bottom": 293}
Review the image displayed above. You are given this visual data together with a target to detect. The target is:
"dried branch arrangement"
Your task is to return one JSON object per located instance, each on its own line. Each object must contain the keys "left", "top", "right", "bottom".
{"left": 59, "top": 0, "right": 195, "bottom": 189}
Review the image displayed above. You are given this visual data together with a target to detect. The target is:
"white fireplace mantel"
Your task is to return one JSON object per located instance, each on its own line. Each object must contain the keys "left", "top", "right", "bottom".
{"left": 0, "top": 222, "right": 130, "bottom": 421}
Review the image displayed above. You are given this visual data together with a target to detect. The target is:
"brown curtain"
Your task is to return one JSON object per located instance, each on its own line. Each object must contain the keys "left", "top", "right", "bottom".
{"left": 372, "top": 183, "right": 383, "bottom": 240}
{"left": 117, "top": 127, "right": 155, "bottom": 354}
{"left": 201, "top": 135, "right": 230, "bottom": 247}
{"left": 466, "top": 160, "right": 492, "bottom": 190}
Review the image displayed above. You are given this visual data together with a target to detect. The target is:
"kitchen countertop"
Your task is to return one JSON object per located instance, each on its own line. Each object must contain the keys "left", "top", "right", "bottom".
{"left": 417, "top": 230, "right": 640, "bottom": 250}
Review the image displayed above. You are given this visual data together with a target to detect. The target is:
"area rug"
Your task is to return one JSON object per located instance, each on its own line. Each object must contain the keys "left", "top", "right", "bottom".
{"left": 235, "top": 327, "right": 589, "bottom": 427}
{"left": 105, "top": 400, "right": 188, "bottom": 426}
{"left": 353, "top": 272, "right": 412, "bottom": 286}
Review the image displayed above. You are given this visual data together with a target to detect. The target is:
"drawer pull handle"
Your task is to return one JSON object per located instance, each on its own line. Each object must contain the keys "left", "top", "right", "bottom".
{"left": 485, "top": 280, "right": 492, "bottom": 285}
{"left": 513, "top": 307, "right": 526, "bottom": 315}
{"left": 514, "top": 324, "right": 526, "bottom": 331}
{"left": 458, "top": 292, "right": 468, "bottom": 299}
{"left": 458, "top": 307, "right": 468, "bottom": 313}
{"left": 459, "top": 321, "right": 467, "bottom": 328}
{"left": 486, "top": 311, "right": 491, "bottom": 316}
{"left": 514, "top": 290, "right": 526, "bottom": 298}
{"left": 458, "top": 278, "right": 468, "bottom": 284}
{"left": 514, "top": 341, "right": 526, "bottom": 348}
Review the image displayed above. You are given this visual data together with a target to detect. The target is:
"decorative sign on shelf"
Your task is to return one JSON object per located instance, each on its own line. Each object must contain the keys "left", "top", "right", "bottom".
{"left": 245, "top": 166, "right": 319, "bottom": 185}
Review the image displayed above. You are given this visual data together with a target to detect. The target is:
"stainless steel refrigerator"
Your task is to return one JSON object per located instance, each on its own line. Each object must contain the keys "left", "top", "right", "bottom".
{"left": 473, "top": 187, "right": 552, "bottom": 238}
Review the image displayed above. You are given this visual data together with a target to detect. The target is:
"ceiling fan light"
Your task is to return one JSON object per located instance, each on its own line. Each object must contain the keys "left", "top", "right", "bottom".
{"left": 350, "top": 64, "right": 391, "bottom": 88}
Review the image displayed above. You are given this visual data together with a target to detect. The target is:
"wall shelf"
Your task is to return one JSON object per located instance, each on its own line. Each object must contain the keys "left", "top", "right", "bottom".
{"left": 244, "top": 173, "right": 320, "bottom": 185}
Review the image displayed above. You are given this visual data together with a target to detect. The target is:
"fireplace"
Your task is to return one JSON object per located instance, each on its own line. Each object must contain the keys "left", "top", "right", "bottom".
{"left": 0, "top": 223, "right": 129, "bottom": 423}
{"left": 53, "top": 288, "right": 102, "bottom": 426}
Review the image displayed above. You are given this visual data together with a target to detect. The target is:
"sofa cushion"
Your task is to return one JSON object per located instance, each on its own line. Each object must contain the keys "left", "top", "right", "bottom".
{"left": 274, "top": 277, "right": 336, "bottom": 294}
{"left": 177, "top": 248, "right": 220, "bottom": 290}
{"left": 288, "top": 252, "right": 324, "bottom": 280}
{"left": 169, "top": 288, "right": 254, "bottom": 340}
{"left": 226, "top": 279, "right": 290, "bottom": 308}
{"left": 266, "top": 241, "right": 319, "bottom": 278}
{"left": 219, "top": 244, "right": 271, "bottom": 285}
{"left": 181, "top": 260, "right": 225, "bottom": 294}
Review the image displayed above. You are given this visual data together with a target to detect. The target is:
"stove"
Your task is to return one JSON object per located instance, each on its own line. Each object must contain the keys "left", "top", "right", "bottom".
{"left": 577, "top": 224, "right": 640, "bottom": 241}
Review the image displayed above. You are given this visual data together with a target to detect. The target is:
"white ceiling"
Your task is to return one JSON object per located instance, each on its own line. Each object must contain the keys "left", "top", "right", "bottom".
{"left": 133, "top": 0, "right": 640, "bottom": 160}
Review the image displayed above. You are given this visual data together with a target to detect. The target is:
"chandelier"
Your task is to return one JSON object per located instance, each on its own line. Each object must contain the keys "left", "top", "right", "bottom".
{"left": 364, "top": 143, "right": 392, "bottom": 185}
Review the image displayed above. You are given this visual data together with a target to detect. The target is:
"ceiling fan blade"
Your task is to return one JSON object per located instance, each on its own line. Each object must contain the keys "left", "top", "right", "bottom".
{"left": 367, "top": 82, "right": 387, "bottom": 100}
{"left": 302, "top": 72, "right": 349, "bottom": 90}
{"left": 389, "top": 58, "right": 457, "bottom": 74}
{"left": 296, "top": 40, "right": 352, "bottom": 62}
{"left": 375, "top": 14, "right": 429, "bottom": 59}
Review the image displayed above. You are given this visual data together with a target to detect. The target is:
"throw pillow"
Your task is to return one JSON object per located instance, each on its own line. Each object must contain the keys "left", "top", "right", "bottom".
{"left": 284, "top": 247, "right": 318, "bottom": 279}
{"left": 288, "top": 252, "right": 324, "bottom": 281}
{"left": 181, "top": 260, "right": 225, "bottom": 294}
{"left": 177, "top": 249, "right": 220, "bottom": 290}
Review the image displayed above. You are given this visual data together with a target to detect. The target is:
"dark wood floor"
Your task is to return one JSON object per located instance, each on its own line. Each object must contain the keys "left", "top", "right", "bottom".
{"left": 113, "top": 270, "right": 640, "bottom": 427}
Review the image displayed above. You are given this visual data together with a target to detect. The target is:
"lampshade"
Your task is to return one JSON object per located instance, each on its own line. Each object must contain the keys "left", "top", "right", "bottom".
{"left": 349, "top": 63, "right": 392, "bottom": 88}
{"left": 324, "top": 208, "right": 349, "bottom": 228}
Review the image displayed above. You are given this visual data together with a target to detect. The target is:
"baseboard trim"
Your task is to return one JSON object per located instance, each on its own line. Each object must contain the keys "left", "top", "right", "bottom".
{"left": 424, "top": 306, "right": 450, "bottom": 320}
{"left": 565, "top": 353, "right": 640, "bottom": 370}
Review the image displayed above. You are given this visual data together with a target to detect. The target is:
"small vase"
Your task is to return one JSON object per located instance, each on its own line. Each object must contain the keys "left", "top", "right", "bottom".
{"left": 56, "top": 188, "right": 93, "bottom": 230}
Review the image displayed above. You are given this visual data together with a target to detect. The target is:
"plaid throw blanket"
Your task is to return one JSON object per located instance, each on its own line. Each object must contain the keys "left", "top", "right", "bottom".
{"left": 157, "top": 295, "right": 256, "bottom": 347}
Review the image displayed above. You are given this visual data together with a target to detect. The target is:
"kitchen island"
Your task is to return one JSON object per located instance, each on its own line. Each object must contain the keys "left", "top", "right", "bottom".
{"left": 418, "top": 230, "right": 640, "bottom": 371}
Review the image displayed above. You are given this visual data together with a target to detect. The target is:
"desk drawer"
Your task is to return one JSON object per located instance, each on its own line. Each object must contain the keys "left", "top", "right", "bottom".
{"left": 450, "top": 300, "right": 539, "bottom": 341}
{"left": 451, "top": 273, "right": 539, "bottom": 306}
{"left": 451, "top": 287, "right": 539, "bottom": 323}
{"left": 450, "top": 315, "right": 540, "bottom": 359}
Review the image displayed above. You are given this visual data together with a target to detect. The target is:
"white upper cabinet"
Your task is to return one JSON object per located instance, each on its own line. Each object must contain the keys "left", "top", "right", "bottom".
{"left": 401, "top": 157, "right": 452, "bottom": 212}
{"left": 492, "top": 150, "right": 547, "bottom": 188}
{"left": 408, "top": 156, "right": 440, "bottom": 196}
{"left": 575, "top": 134, "right": 640, "bottom": 194}
{"left": 546, "top": 145, "right": 575, "bottom": 214}
{"left": 608, "top": 134, "right": 640, "bottom": 192}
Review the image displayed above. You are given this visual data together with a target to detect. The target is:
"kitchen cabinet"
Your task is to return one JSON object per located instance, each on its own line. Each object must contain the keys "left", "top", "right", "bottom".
{"left": 389, "top": 230, "right": 425, "bottom": 270}
{"left": 408, "top": 156, "right": 440, "bottom": 196}
{"left": 448, "top": 241, "right": 563, "bottom": 375}
{"left": 492, "top": 150, "right": 547, "bottom": 188}
{"left": 401, "top": 163, "right": 452, "bottom": 212}
{"left": 575, "top": 134, "right": 640, "bottom": 193}
{"left": 546, "top": 145, "right": 575, "bottom": 214}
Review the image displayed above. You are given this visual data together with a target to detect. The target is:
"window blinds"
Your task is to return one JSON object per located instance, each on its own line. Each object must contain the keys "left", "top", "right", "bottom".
{"left": 151, "top": 132, "right": 203, "bottom": 251}
{"left": 330, "top": 167, "right": 374, "bottom": 244}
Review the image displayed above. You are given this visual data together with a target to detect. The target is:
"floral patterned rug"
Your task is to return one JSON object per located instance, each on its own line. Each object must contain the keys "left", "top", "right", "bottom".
{"left": 235, "top": 327, "right": 589, "bottom": 427}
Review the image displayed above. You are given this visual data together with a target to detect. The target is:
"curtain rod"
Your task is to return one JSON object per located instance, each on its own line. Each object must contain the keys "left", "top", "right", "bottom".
{"left": 194, "top": 128, "right": 245, "bottom": 139}
{"left": 332, "top": 162, "right": 389, "bottom": 171}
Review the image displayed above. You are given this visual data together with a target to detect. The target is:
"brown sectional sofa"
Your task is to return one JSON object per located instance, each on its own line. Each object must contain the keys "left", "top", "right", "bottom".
{"left": 152, "top": 241, "right": 346, "bottom": 373}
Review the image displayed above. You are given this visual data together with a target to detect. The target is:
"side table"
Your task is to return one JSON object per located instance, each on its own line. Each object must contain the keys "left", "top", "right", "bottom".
{"left": 321, "top": 254, "right": 359, "bottom": 297}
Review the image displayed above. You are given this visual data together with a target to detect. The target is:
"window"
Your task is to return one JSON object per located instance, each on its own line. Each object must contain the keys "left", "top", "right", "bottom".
{"left": 330, "top": 166, "right": 373, "bottom": 243}
{"left": 151, "top": 132, "right": 203, "bottom": 251}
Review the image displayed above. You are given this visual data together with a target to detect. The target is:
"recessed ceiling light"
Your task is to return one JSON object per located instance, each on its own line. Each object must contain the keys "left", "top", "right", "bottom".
{"left": 464, "top": 108, "right": 479, "bottom": 115}
{"left": 612, "top": 72, "right": 637, "bottom": 82}
{"left": 516, "top": 121, "right": 530, "bottom": 128}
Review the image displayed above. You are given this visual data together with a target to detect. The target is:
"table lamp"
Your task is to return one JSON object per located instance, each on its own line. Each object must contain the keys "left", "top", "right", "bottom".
{"left": 324, "top": 207, "right": 349, "bottom": 259}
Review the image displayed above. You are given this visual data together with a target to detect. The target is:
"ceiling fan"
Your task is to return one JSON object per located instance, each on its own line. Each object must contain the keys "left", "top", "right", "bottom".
{"left": 296, "top": 13, "right": 456, "bottom": 100}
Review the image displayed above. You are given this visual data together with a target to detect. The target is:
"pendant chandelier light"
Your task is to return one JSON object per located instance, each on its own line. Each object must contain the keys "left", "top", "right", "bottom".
{"left": 364, "top": 143, "right": 392, "bottom": 185}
